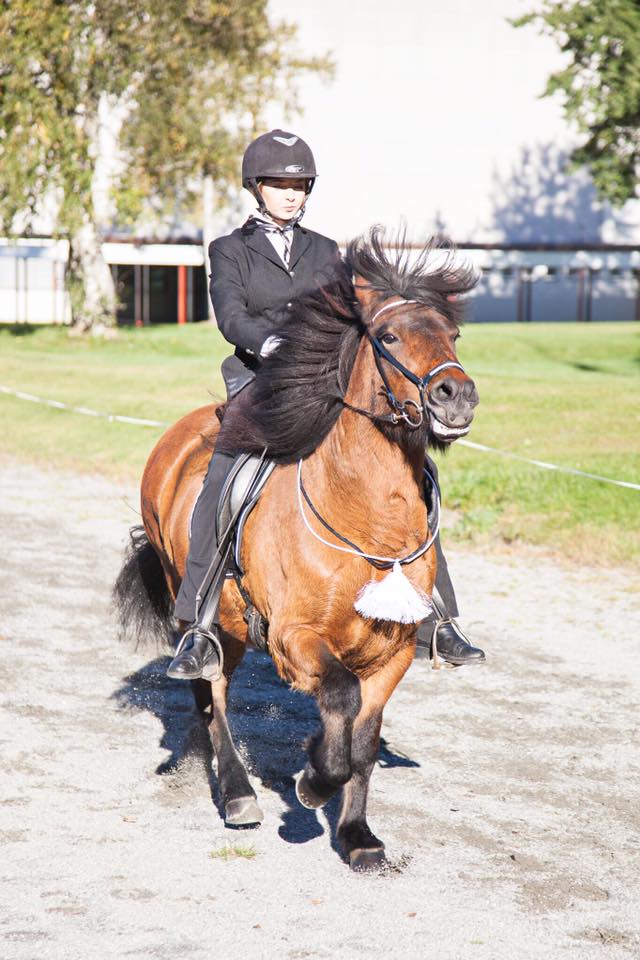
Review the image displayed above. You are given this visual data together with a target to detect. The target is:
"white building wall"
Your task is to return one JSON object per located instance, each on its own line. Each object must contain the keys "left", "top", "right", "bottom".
{"left": 263, "top": 0, "right": 640, "bottom": 246}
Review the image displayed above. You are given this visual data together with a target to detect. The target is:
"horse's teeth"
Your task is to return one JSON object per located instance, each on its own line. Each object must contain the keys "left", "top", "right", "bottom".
{"left": 432, "top": 418, "right": 470, "bottom": 438}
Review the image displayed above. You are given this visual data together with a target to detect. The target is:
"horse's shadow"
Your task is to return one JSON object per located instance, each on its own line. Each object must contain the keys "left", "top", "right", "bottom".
{"left": 113, "top": 649, "right": 419, "bottom": 852}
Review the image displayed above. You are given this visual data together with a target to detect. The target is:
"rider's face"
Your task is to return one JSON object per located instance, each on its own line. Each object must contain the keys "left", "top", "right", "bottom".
{"left": 258, "top": 178, "right": 308, "bottom": 224}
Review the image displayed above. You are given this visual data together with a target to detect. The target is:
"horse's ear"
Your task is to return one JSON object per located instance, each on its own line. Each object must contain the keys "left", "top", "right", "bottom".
{"left": 352, "top": 274, "right": 380, "bottom": 320}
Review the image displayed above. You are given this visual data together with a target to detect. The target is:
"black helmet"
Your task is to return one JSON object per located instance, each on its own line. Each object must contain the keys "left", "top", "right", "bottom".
{"left": 242, "top": 129, "right": 317, "bottom": 204}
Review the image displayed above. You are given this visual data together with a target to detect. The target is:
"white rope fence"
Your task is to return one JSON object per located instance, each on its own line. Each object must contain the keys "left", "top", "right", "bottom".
{"left": 2, "top": 382, "right": 639, "bottom": 491}
{"left": 0, "top": 384, "right": 168, "bottom": 429}
{"left": 458, "top": 439, "right": 640, "bottom": 491}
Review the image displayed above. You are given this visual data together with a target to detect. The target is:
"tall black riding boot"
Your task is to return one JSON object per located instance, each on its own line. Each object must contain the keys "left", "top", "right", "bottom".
{"left": 417, "top": 455, "right": 486, "bottom": 666}
{"left": 167, "top": 447, "right": 236, "bottom": 681}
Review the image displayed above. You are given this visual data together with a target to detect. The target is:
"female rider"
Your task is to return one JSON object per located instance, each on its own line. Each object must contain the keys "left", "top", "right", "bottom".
{"left": 167, "top": 129, "right": 485, "bottom": 680}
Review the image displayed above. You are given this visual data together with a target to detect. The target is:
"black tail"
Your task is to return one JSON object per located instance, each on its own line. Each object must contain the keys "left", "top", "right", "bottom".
{"left": 112, "top": 526, "right": 175, "bottom": 648}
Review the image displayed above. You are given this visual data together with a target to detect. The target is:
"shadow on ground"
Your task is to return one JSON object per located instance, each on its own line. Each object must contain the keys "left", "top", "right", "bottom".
{"left": 113, "top": 649, "right": 419, "bottom": 852}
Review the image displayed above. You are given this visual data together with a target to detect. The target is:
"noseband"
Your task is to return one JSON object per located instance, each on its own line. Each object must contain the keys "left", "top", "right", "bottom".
{"left": 343, "top": 298, "right": 466, "bottom": 429}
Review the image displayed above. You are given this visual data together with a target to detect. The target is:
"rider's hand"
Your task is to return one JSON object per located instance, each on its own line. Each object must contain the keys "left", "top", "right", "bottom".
{"left": 260, "top": 335, "right": 282, "bottom": 358}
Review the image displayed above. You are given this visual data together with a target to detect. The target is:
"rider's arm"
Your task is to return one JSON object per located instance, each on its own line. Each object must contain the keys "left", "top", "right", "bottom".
{"left": 209, "top": 242, "right": 273, "bottom": 357}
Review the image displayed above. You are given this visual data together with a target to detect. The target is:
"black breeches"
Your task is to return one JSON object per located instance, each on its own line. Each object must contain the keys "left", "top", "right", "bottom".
{"left": 173, "top": 447, "right": 236, "bottom": 622}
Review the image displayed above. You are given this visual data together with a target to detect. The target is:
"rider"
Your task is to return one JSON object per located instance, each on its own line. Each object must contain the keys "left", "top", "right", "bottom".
{"left": 167, "top": 129, "right": 485, "bottom": 680}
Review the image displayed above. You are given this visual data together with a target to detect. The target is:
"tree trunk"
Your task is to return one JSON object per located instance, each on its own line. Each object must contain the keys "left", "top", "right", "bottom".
{"left": 67, "top": 214, "right": 117, "bottom": 331}
{"left": 202, "top": 174, "right": 216, "bottom": 320}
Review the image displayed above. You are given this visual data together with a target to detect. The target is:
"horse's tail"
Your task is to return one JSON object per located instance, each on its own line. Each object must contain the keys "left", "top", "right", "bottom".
{"left": 112, "top": 526, "right": 175, "bottom": 648}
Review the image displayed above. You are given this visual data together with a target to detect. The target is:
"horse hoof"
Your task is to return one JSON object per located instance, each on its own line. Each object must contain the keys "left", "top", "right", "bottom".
{"left": 349, "top": 847, "right": 387, "bottom": 872}
{"left": 225, "top": 796, "right": 264, "bottom": 828}
{"left": 295, "top": 771, "right": 327, "bottom": 810}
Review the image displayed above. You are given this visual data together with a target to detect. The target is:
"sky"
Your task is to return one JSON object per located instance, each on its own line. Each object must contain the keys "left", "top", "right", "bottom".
{"left": 241, "top": 0, "right": 640, "bottom": 245}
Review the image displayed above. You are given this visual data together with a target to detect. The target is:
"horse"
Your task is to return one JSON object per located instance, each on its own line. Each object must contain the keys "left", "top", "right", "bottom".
{"left": 114, "top": 228, "right": 479, "bottom": 871}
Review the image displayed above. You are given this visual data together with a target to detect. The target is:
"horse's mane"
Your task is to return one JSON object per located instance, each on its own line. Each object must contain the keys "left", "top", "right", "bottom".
{"left": 216, "top": 227, "right": 477, "bottom": 464}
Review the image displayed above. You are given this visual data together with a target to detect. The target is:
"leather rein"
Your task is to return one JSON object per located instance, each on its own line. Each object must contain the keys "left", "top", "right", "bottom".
{"left": 341, "top": 298, "right": 466, "bottom": 430}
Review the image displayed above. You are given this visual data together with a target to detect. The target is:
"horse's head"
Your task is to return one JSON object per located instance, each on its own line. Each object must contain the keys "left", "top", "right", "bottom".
{"left": 348, "top": 229, "right": 479, "bottom": 450}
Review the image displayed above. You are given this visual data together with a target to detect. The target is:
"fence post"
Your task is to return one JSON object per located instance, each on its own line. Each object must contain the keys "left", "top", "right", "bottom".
{"left": 177, "top": 264, "right": 187, "bottom": 325}
{"left": 134, "top": 264, "right": 143, "bottom": 327}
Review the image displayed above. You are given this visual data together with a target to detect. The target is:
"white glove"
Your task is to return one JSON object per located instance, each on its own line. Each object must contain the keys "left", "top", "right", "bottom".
{"left": 260, "top": 335, "right": 282, "bottom": 358}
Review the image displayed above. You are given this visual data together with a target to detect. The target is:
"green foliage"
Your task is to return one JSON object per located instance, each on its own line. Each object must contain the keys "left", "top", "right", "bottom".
{"left": 0, "top": 2, "right": 331, "bottom": 323}
{"left": 114, "top": 3, "right": 332, "bottom": 224}
{"left": 0, "top": 1, "right": 143, "bottom": 234}
{"left": 513, "top": 0, "right": 640, "bottom": 205}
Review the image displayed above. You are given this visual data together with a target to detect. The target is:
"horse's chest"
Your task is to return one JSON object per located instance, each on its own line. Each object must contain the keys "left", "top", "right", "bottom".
{"left": 339, "top": 617, "right": 414, "bottom": 679}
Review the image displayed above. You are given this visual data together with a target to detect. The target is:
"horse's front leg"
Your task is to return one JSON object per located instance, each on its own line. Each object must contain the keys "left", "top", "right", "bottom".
{"left": 278, "top": 630, "right": 362, "bottom": 809}
{"left": 338, "top": 645, "right": 415, "bottom": 871}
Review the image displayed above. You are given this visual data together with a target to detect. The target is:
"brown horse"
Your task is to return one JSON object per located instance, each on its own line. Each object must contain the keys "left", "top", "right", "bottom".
{"left": 114, "top": 229, "right": 479, "bottom": 870}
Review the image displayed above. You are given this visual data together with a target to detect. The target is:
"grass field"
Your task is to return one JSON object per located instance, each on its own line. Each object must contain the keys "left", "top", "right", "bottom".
{"left": 1, "top": 320, "right": 638, "bottom": 566}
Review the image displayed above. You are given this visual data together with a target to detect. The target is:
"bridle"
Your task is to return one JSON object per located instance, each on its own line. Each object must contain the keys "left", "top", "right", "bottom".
{"left": 342, "top": 298, "right": 466, "bottom": 430}
{"left": 297, "top": 299, "right": 460, "bottom": 575}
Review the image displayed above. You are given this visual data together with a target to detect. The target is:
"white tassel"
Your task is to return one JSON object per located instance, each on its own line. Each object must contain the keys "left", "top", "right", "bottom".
{"left": 354, "top": 561, "right": 432, "bottom": 624}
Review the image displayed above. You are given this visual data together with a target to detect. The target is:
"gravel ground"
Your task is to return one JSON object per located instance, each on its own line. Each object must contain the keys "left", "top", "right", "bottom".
{"left": 1, "top": 458, "right": 639, "bottom": 960}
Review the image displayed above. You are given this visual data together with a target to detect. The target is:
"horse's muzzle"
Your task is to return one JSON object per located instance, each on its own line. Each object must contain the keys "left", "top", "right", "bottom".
{"left": 427, "top": 375, "right": 479, "bottom": 441}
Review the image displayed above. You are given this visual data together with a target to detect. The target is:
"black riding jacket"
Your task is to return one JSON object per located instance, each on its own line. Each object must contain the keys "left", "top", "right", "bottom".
{"left": 209, "top": 217, "right": 342, "bottom": 396}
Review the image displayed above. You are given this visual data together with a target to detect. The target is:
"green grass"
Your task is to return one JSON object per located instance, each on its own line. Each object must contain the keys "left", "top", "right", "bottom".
{"left": 0, "top": 322, "right": 228, "bottom": 476}
{"left": 1, "top": 320, "right": 638, "bottom": 566}
{"left": 438, "top": 322, "right": 640, "bottom": 566}
{"left": 208, "top": 843, "right": 257, "bottom": 861}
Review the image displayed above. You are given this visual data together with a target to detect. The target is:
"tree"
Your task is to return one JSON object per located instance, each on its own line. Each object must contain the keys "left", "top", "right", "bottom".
{"left": 514, "top": 0, "right": 640, "bottom": 206}
{"left": 114, "top": 2, "right": 332, "bottom": 313}
{"left": 0, "top": 1, "right": 330, "bottom": 329}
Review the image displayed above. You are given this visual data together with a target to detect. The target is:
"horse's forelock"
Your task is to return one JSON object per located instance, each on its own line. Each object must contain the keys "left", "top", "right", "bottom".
{"left": 346, "top": 226, "right": 478, "bottom": 326}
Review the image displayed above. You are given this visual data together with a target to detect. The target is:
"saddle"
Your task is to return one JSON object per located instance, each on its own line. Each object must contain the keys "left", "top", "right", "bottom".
{"left": 201, "top": 452, "right": 276, "bottom": 651}
{"left": 216, "top": 452, "right": 276, "bottom": 574}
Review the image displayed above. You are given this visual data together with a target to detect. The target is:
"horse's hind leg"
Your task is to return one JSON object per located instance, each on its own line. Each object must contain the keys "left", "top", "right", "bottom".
{"left": 199, "top": 637, "right": 264, "bottom": 828}
{"left": 338, "top": 647, "right": 414, "bottom": 871}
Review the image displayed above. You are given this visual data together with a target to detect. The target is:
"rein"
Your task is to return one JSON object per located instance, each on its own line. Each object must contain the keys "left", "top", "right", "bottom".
{"left": 296, "top": 459, "right": 441, "bottom": 571}
{"left": 341, "top": 298, "right": 466, "bottom": 430}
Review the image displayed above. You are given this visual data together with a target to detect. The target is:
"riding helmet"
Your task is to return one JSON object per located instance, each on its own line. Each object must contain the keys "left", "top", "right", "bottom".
{"left": 242, "top": 129, "right": 317, "bottom": 204}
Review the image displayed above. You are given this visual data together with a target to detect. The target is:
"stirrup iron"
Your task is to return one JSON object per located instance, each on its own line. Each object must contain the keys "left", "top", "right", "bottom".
{"left": 175, "top": 624, "right": 224, "bottom": 682}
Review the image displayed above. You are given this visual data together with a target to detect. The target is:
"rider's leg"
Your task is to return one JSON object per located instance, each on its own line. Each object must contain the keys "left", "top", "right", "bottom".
{"left": 416, "top": 534, "right": 485, "bottom": 665}
{"left": 167, "top": 446, "right": 236, "bottom": 680}
{"left": 418, "top": 454, "right": 485, "bottom": 666}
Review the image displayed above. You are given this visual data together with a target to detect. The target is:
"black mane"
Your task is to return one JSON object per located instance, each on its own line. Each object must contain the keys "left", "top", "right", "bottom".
{"left": 347, "top": 226, "right": 478, "bottom": 328}
{"left": 216, "top": 267, "right": 362, "bottom": 463}
{"left": 216, "top": 227, "right": 478, "bottom": 464}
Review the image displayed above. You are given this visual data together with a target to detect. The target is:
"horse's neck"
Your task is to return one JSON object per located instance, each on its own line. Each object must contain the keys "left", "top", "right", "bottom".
{"left": 305, "top": 351, "right": 427, "bottom": 552}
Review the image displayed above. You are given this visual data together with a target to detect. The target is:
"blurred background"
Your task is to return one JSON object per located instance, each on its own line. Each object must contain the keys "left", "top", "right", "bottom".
{"left": 1, "top": 0, "right": 638, "bottom": 564}
{"left": 2, "top": 0, "right": 639, "bottom": 328}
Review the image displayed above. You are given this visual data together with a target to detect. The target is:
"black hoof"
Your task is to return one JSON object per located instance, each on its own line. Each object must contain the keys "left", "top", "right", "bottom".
{"left": 295, "top": 771, "right": 331, "bottom": 809}
{"left": 225, "top": 796, "right": 264, "bottom": 828}
{"left": 349, "top": 847, "right": 387, "bottom": 872}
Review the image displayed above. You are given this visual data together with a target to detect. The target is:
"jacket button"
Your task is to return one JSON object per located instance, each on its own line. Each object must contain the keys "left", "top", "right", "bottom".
{"left": 287, "top": 302, "right": 292, "bottom": 307}
{"left": 290, "top": 270, "right": 295, "bottom": 276}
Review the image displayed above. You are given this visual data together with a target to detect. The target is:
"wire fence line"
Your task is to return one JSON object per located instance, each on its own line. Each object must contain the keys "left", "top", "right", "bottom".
{"left": 2, "top": 382, "right": 639, "bottom": 492}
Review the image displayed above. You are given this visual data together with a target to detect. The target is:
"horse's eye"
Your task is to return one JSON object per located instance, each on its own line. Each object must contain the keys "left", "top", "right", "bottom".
{"left": 381, "top": 333, "right": 398, "bottom": 345}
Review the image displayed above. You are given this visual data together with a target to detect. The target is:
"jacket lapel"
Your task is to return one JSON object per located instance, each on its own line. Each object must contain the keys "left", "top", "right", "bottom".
{"left": 289, "top": 229, "right": 311, "bottom": 269}
{"left": 244, "top": 228, "right": 290, "bottom": 273}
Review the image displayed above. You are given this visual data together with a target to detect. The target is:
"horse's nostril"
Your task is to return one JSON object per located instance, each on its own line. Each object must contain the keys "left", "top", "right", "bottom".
{"left": 433, "top": 376, "right": 459, "bottom": 402}
{"left": 463, "top": 379, "right": 479, "bottom": 406}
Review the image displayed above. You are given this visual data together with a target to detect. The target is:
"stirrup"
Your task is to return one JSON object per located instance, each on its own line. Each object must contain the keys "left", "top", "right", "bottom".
{"left": 174, "top": 624, "right": 224, "bottom": 682}
{"left": 430, "top": 616, "right": 471, "bottom": 671}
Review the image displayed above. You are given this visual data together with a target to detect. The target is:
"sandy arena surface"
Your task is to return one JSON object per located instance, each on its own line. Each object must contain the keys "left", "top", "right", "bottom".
{"left": 1, "top": 458, "right": 639, "bottom": 960}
